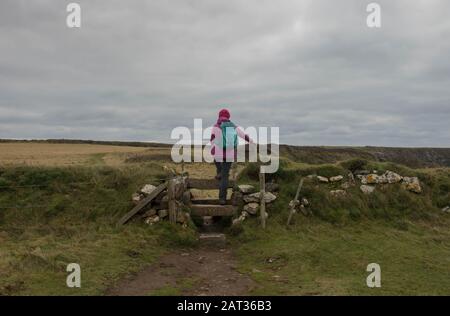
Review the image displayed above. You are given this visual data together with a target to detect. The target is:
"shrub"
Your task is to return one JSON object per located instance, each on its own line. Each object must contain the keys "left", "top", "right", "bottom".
{"left": 340, "top": 158, "right": 368, "bottom": 173}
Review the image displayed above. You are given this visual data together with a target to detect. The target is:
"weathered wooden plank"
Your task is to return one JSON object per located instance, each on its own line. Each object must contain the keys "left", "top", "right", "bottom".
{"left": 117, "top": 182, "right": 167, "bottom": 226}
{"left": 188, "top": 178, "right": 235, "bottom": 190}
{"left": 190, "top": 204, "right": 236, "bottom": 217}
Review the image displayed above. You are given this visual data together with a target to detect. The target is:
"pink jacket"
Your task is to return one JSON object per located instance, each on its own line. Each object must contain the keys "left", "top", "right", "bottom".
{"left": 210, "top": 117, "right": 251, "bottom": 162}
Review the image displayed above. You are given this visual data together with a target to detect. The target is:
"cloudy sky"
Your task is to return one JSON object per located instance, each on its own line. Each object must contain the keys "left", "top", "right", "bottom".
{"left": 0, "top": 0, "right": 449, "bottom": 146}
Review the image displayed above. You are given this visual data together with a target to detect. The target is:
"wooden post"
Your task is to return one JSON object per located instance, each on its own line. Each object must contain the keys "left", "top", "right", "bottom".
{"left": 259, "top": 170, "right": 266, "bottom": 229}
{"left": 168, "top": 178, "right": 177, "bottom": 223}
{"left": 181, "top": 146, "right": 185, "bottom": 174}
{"left": 286, "top": 178, "right": 304, "bottom": 226}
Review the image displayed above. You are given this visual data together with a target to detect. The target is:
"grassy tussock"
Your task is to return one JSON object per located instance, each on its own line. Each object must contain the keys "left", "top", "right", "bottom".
{"left": 0, "top": 164, "right": 198, "bottom": 295}
{"left": 229, "top": 159, "right": 450, "bottom": 295}
{"left": 238, "top": 159, "right": 449, "bottom": 225}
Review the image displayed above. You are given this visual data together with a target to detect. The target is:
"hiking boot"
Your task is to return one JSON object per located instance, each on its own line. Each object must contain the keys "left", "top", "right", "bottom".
{"left": 215, "top": 174, "right": 221, "bottom": 180}
{"left": 219, "top": 199, "right": 227, "bottom": 205}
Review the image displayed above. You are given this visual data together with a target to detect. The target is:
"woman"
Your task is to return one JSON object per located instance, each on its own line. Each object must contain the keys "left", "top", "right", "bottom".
{"left": 210, "top": 108, "right": 252, "bottom": 204}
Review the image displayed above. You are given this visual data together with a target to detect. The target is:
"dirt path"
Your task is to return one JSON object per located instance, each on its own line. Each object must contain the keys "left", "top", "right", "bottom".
{"left": 106, "top": 246, "right": 255, "bottom": 296}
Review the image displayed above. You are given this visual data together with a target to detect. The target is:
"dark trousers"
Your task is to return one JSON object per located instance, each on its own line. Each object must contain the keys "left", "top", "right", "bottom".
{"left": 215, "top": 161, "right": 232, "bottom": 201}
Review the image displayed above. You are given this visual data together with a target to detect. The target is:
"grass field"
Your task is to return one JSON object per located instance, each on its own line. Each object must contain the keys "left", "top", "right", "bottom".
{"left": 0, "top": 142, "right": 151, "bottom": 166}
{"left": 231, "top": 218, "right": 450, "bottom": 295}
{"left": 1, "top": 142, "right": 449, "bottom": 295}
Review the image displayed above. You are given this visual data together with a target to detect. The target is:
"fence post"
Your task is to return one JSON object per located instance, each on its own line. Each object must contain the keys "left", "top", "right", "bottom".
{"left": 181, "top": 146, "right": 185, "bottom": 174}
{"left": 286, "top": 178, "right": 304, "bottom": 226}
{"left": 168, "top": 178, "right": 177, "bottom": 223}
{"left": 259, "top": 170, "right": 266, "bottom": 229}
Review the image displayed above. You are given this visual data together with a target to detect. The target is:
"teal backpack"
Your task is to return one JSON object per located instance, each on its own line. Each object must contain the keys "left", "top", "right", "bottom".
{"left": 216, "top": 121, "right": 238, "bottom": 149}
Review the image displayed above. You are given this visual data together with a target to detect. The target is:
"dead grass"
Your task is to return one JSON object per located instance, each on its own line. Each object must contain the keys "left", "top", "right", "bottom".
{"left": 0, "top": 143, "right": 151, "bottom": 167}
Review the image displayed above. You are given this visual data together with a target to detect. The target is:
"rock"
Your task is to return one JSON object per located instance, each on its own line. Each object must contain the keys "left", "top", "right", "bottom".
{"left": 330, "top": 190, "right": 346, "bottom": 197}
{"left": 359, "top": 171, "right": 406, "bottom": 186}
{"left": 141, "top": 184, "right": 157, "bottom": 195}
{"left": 266, "top": 181, "right": 280, "bottom": 192}
{"left": 142, "top": 209, "right": 157, "bottom": 218}
{"left": 238, "top": 184, "right": 255, "bottom": 194}
{"left": 232, "top": 212, "right": 249, "bottom": 226}
{"left": 365, "top": 174, "right": 379, "bottom": 184}
{"left": 132, "top": 193, "right": 144, "bottom": 204}
{"left": 232, "top": 218, "right": 241, "bottom": 226}
{"left": 301, "top": 198, "right": 309, "bottom": 207}
{"left": 244, "top": 203, "right": 259, "bottom": 215}
{"left": 244, "top": 192, "right": 277, "bottom": 203}
{"left": 384, "top": 170, "right": 403, "bottom": 183}
{"left": 177, "top": 211, "right": 190, "bottom": 223}
{"left": 299, "top": 204, "right": 309, "bottom": 216}
{"left": 231, "top": 191, "right": 244, "bottom": 207}
{"left": 145, "top": 215, "right": 159, "bottom": 225}
{"left": 402, "top": 177, "right": 422, "bottom": 194}
{"left": 330, "top": 175, "right": 344, "bottom": 182}
{"left": 359, "top": 174, "right": 378, "bottom": 184}
{"left": 360, "top": 185, "right": 375, "bottom": 194}
{"left": 376, "top": 170, "right": 402, "bottom": 184}
{"left": 289, "top": 199, "right": 300, "bottom": 209}
{"left": 376, "top": 174, "right": 389, "bottom": 184}
{"left": 317, "top": 176, "right": 329, "bottom": 183}
{"left": 306, "top": 174, "right": 317, "bottom": 179}
{"left": 158, "top": 209, "right": 168, "bottom": 218}
{"left": 442, "top": 206, "right": 450, "bottom": 213}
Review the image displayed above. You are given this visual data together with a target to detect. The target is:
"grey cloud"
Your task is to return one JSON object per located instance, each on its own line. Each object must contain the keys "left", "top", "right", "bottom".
{"left": 0, "top": 0, "right": 449, "bottom": 146}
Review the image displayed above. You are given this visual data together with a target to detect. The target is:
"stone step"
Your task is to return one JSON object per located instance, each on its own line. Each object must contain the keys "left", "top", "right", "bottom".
{"left": 188, "top": 178, "right": 235, "bottom": 190}
{"left": 191, "top": 198, "right": 232, "bottom": 205}
{"left": 190, "top": 204, "right": 237, "bottom": 217}
{"left": 199, "top": 233, "right": 226, "bottom": 247}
